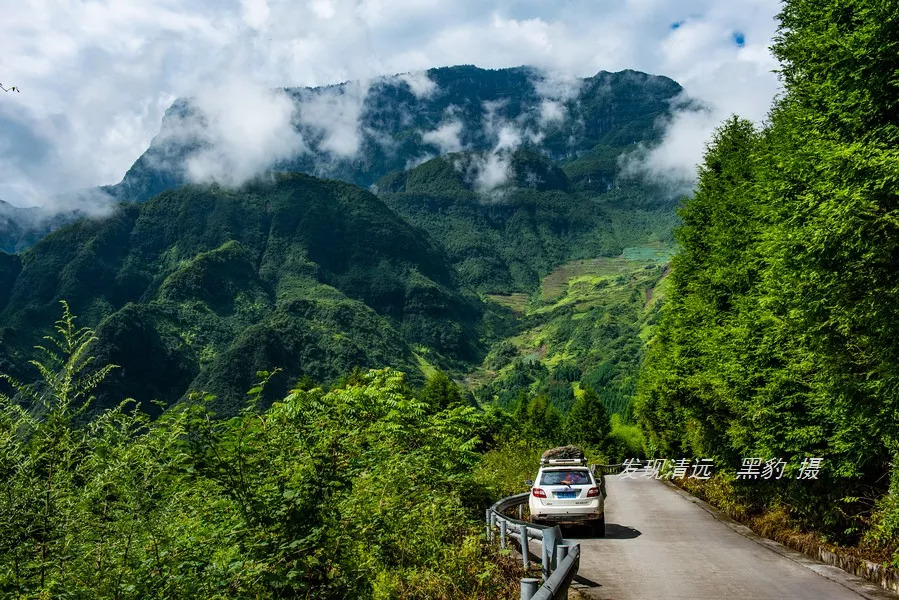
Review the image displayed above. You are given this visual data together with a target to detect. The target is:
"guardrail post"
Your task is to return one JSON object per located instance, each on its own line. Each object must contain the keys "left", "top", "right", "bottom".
{"left": 518, "top": 504, "right": 523, "bottom": 520}
{"left": 520, "top": 577, "right": 539, "bottom": 600}
{"left": 490, "top": 512, "right": 497, "bottom": 544}
{"left": 519, "top": 523, "right": 529, "bottom": 567}
{"left": 485, "top": 509, "right": 491, "bottom": 542}
{"left": 541, "top": 538, "right": 551, "bottom": 579}
{"left": 500, "top": 520, "right": 507, "bottom": 549}
{"left": 541, "top": 525, "right": 562, "bottom": 578}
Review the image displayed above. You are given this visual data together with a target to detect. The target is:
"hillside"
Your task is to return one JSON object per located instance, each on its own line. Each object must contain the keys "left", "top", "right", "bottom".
{"left": 0, "top": 173, "right": 482, "bottom": 415}
{"left": 0, "top": 200, "right": 84, "bottom": 254}
{"left": 377, "top": 150, "right": 678, "bottom": 293}
{"left": 473, "top": 247, "right": 672, "bottom": 416}
{"left": 0, "top": 65, "right": 689, "bottom": 425}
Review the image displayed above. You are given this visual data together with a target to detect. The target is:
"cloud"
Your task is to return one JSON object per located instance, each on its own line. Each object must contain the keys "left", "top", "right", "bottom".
{"left": 530, "top": 69, "right": 583, "bottom": 126}
{"left": 623, "top": 7, "right": 781, "bottom": 188}
{"left": 458, "top": 101, "right": 529, "bottom": 193}
{"left": 472, "top": 152, "right": 512, "bottom": 192}
{"left": 538, "top": 100, "right": 566, "bottom": 126}
{"left": 295, "top": 80, "right": 371, "bottom": 159}
{"left": 618, "top": 101, "right": 713, "bottom": 193}
{"left": 398, "top": 71, "right": 437, "bottom": 99}
{"left": 0, "top": 0, "right": 784, "bottom": 210}
{"left": 422, "top": 119, "right": 464, "bottom": 153}
{"left": 183, "top": 81, "right": 307, "bottom": 185}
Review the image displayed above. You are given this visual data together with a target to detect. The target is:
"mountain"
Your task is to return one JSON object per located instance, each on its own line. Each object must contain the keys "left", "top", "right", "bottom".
{"left": 0, "top": 200, "right": 76, "bottom": 254}
{"left": 0, "top": 64, "right": 687, "bottom": 421}
{"left": 1, "top": 66, "right": 684, "bottom": 253}
{"left": 376, "top": 149, "right": 678, "bottom": 293}
{"left": 105, "top": 66, "right": 683, "bottom": 204}
{"left": 0, "top": 173, "right": 481, "bottom": 415}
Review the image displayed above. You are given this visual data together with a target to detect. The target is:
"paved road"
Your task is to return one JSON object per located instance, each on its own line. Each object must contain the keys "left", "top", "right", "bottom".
{"left": 547, "top": 474, "right": 896, "bottom": 600}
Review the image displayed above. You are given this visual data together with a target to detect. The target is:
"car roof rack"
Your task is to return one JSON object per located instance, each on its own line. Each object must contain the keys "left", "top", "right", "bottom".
{"left": 540, "top": 457, "right": 587, "bottom": 466}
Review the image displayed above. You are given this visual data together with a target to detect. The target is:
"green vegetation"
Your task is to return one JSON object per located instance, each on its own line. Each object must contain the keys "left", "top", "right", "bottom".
{"left": 0, "top": 173, "right": 483, "bottom": 415}
{"left": 565, "top": 388, "right": 611, "bottom": 448}
{"left": 475, "top": 253, "right": 670, "bottom": 426}
{"left": 1, "top": 159, "right": 678, "bottom": 429}
{"left": 2, "top": 66, "right": 684, "bottom": 436}
{"left": 379, "top": 152, "right": 677, "bottom": 294}
{"left": 636, "top": 0, "right": 899, "bottom": 564}
{"left": 0, "top": 63, "right": 693, "bottom": 594}
{"left": 0, "top": 304, "right": 527, "bottom": 598}
{"left": 0, "top": 302, "right": 632, "bottom": 597}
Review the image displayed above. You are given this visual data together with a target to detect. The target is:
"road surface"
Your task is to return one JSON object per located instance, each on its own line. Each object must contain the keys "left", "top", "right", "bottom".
{"left": 538, "top": 474, "right": 896, "bottom": 599}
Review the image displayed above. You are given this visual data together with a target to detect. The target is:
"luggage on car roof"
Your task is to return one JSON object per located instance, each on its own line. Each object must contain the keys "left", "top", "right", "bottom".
{"left": 541, "top": 445, "right": 585, "bottom": 461}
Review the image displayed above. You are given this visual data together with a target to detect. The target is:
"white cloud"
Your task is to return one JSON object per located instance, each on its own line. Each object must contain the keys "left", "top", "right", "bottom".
{"left": 460, "top": 101, "right": 529, "bottom": 193}
{"left": 624, "top": 4, "right": 782, "bottom": 187}
{"left": 619, "top": 104, "right": 713, "bottom": 193}
{"left": 295, "top": 80, "right": 371, "bottom": 158}
{"left": 241, "top": 0, "right": 271, "bottom": 29}
{"left": 495, "top": 124, "right": 522, "bottom": 152}
{"left": 422, "top": 120, "right": 464, "bottom": 153}
{"left": 183, "top": 81, "right": 307, "bottom": 186}
{"left": 0, "top": 0, "right": 784, "bottom": 209}
{"left": 531, "top": 69, "right": 583, "bottom": 126}
{"left": 538, "top": 100, "right": 566, "bottom": 126}
{"left": 473, "top": 152, "right": 512, "bottom": 192}
{"left": 398, "top": 71, "right": 437, "bottom": 99}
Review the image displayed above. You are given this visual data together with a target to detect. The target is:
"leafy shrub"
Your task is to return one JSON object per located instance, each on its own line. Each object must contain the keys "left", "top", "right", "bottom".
{"left": 0, "top": 304, "right": 524, "bottom": 599}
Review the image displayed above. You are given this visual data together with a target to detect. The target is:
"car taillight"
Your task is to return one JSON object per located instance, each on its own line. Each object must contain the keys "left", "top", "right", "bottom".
{"left": 532, "top": 487, "right": 547, "bottom": 498}
{"left": 586, "top": 487, "right": 600, "bottom": 497}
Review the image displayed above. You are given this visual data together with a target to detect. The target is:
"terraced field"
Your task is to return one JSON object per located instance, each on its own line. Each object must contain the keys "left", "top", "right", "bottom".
{"left": 477, "top": 246, "right": 673, "bottom": 415}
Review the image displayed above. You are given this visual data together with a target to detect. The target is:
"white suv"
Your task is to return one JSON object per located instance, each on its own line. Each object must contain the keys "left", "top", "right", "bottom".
{"left": 527, "top": 457, "right": 605, "bottom": 536}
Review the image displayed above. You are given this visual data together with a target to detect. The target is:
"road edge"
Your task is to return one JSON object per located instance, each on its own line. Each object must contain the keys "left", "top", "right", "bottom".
{"left": 661, "top": 479, "right": 898, "bottom": 599}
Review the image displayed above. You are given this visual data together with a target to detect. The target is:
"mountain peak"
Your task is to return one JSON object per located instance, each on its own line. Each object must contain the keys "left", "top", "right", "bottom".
{"left": 104, "top": 64, "right": 682, "bottom": 205}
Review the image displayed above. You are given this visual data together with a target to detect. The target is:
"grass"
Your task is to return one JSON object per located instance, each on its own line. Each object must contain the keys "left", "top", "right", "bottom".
{"left": 485, "top": 293, "right": 530, "bottom": 314}
{"left": 620, "top": 243, "right": 677, "bottom": 262}
{"left": 414, "top": 351, "right": 439, "bottom": 379}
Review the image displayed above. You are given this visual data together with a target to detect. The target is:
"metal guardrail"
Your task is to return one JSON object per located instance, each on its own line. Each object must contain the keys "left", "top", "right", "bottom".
{"left": 597, "top": 463, "right": 624, "bottom": 475}
{"left": 486, "top": 464, "right": 622, "bottom": 600}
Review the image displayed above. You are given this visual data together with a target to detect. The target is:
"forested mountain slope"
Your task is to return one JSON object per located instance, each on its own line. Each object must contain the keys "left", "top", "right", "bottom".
{"left": 377, "top": 149, "right": 677, "bottom": 293}
{"left": 0, "top": 65, "right": 689, "bottom": 425}
{"left": 0, "top": 173, "right": 481, "bottom": 415}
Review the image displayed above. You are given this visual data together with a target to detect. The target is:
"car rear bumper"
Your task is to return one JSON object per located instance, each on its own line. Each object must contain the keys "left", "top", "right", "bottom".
{"left": 535, "top": 512, "right": 603, "bottom": 523}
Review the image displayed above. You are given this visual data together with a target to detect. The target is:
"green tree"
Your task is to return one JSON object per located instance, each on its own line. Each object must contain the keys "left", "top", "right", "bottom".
{"left": 419, "top": 370, "right": 464, "bottom": 410}
{"left": 635, "top": 0, "right": 899, "bottom": 556}
{"left": 525, "top": 395, "right": 563, "bottom": 444}
{"left": 0, "top": 302, "right": 527, "bottom": 597}
{"left": 512, "top": 390, "right": 529, "bottom": 425}
{"left": 565, "top": 387, "right": 611, "bottom": 448}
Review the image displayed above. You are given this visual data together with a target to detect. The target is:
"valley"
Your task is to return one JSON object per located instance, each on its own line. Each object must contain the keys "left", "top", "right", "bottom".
{"left": 5, "top": 2, "right": 898, "bottom": 591}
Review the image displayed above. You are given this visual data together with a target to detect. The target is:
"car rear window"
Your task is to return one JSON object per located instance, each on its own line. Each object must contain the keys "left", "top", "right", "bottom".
{"left": 540, "top": 469, "right": 592, "bottom": 485}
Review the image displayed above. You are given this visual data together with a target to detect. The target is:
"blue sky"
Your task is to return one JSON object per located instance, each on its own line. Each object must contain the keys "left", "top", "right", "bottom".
{"left": 0, "top": 0, "right": 782, "bottom": 208}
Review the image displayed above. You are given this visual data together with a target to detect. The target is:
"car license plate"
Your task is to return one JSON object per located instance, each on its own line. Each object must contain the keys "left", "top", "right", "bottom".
{"left": 556, "top": 491, "right": 576, "bottom": 498}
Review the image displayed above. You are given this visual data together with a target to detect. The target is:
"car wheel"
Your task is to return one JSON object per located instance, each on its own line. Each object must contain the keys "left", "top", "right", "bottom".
{"left": 592, "top": 515, "right": 606, "bottom": 538}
